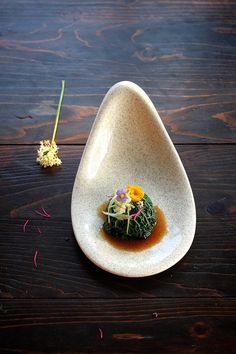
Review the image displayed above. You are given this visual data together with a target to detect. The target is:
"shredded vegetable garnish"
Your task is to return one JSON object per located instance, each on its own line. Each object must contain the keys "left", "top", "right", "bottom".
{"left": 37, "top": 227, "right": 42, "bottom": 234}
{"left": 128, "top": 207, "right": 143, "bottom": 221}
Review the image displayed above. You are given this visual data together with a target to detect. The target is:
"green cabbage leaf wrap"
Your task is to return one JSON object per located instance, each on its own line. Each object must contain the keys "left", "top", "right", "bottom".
{"left": 103, "top": 194, "right": 157, "bottom": 240}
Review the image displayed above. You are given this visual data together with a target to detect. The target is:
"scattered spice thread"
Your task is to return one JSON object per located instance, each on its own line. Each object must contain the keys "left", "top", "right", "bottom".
{"left": 33, "top": 250, "right": 38, "bottom": 268}
{"left": 41, "top": 207, "right": 51, "bottom": 218}
{"left": 22, "top": 219, "right": 29, "bottom": 232}
{"left": 35, "top": 207, "right": 51, "bottom": 218}
{"left": 99, "top": 328, "right": 103, "bottom": 339}
{"left": 35, "top": 210, "right": 50, "bottom": 218}
{"left": 21, "top": 206, "right": 52, "bottom": 270}
{"left": 15, "top": 115, "right": 32, "bottom": 119}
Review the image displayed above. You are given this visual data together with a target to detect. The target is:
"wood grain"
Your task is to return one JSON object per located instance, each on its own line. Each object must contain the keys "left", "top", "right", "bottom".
{"left": 0, "top": 1, "right": 236, "bottom": 143}
{"left": 0, "top": 145, "right": 235, "bottom": 299}
{"left": 0, "top": 145, "right": 235, "bottom": 220}
{"left": 0, "top": 218, "right": 235, "bottom": 299}
{"left": 0, "top": 299, "right": 235, "bottom": 354}
{"left": 0, "top": 1, "right": 236, "bottom": 352}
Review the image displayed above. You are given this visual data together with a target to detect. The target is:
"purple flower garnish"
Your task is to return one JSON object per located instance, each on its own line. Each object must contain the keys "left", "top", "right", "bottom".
{"left": 116, "top": 188, "right": 129, "bottom": 203}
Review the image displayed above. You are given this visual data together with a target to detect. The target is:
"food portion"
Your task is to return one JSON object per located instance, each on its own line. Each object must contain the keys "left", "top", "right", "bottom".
{"left": 103, "top": 185, "right": 157, "bottom": 240}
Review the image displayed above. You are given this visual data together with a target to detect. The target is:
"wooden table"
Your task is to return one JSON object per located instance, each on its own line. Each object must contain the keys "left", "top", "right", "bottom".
{"left": 0, "top": 1, "right": 235, "bottom": 353}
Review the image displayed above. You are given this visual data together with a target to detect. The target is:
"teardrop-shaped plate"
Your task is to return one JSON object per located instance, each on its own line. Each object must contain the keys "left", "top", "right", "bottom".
{"left": 71, "top": 81, "right": 196, "bottom": 277}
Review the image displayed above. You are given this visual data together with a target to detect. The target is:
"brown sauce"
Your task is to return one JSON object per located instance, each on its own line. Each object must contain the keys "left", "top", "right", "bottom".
{"left": 98, "top": 204, "right": 167, "bottom": 252}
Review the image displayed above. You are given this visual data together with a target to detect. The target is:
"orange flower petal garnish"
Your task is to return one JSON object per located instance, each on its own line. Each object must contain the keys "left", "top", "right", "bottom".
{"left": 126, "top": 185, "right": 144, "bottom": 202}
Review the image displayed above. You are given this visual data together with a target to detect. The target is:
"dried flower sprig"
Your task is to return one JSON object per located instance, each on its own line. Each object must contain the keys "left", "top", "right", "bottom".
{"left": 37, "top": 80, "right": 65, "bottom": 168}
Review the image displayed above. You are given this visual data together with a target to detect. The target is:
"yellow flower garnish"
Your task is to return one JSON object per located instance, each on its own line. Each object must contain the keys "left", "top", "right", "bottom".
{"left": 127, "top": 185, "right": 144, "bottom": 202}
{"left": 37, "top": 140, "right": 62, "bottom": 168}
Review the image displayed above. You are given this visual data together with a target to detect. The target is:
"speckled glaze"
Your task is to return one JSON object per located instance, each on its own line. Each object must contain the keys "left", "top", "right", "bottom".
{"left": 71, "top": 81, "right": 196, "bottom": 277}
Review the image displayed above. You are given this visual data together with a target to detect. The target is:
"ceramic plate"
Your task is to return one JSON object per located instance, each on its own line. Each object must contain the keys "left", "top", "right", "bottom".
{"left": 71, "top": 81, "right": 196, "bottom": 277}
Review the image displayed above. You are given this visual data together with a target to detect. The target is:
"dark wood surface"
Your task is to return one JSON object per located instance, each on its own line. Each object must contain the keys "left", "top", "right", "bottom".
{"left": 0, "top": 1, "right": 236, "bottom": 353}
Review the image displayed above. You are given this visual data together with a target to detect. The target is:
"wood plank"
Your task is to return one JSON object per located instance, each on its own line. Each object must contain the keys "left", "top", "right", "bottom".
{"left": 0, "top": 1, "right": 236, "bottom": 143}
{"left": 0, "top": 145, "right": 235, "bottom": 298}
{"left": 0, "top": 145, "right": 235, "bottom": 220}
{"left": 0, "top": 1, "right": 235, "bottom": 353}
{"left": 0, "top": 298, "right": 235, "bottom": 354}
{"left": 0, "top": 218, "right": 235, "bottom": 299}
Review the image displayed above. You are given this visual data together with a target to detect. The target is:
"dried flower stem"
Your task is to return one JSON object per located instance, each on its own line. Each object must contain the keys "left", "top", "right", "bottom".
{"left": 51, "top": 80, "right": 65, "bottom": 143}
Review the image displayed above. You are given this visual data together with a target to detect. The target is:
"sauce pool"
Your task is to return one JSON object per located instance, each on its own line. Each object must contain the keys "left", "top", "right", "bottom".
{"left": 98, "top": 204, "right": 167, "bottom": 252}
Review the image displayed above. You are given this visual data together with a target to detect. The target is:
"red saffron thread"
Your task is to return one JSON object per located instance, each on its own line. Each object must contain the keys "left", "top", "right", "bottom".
{"left": 35, "top": 210, "right": 51, "bottom": 218}
{"left": 23, "top": 219, "right": 29, "bottom": 232}
{"left": 33, "top": 250, "right": 38, "bottom": 268}
{"left": 41, "top": 207, "right": 51, "bottom": 218}
{"left": 37, "top": 227, "right": 42, "bottom": 234}
{"left": 99, "top": 328, "right": 103, "bottom": 339}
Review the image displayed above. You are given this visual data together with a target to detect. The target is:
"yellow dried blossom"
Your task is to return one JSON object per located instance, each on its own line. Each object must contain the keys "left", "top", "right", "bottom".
{"left": 37, "top": 140, "right": 62, "bottom": 168}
